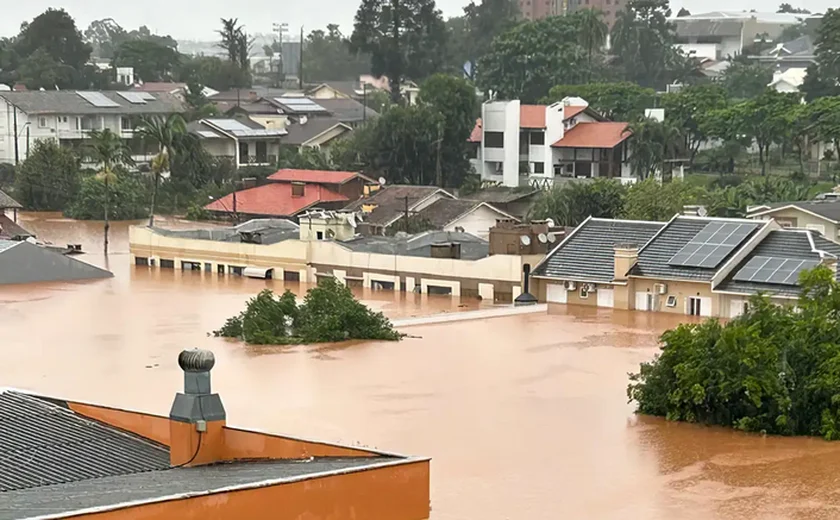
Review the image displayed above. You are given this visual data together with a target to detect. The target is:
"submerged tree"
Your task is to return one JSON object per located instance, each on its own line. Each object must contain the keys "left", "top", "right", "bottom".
{"left": 85, "top": 129, "right": 134, "bottom": 254}
{"left": 135, "top": 114, "right": 187, "bottom": 226}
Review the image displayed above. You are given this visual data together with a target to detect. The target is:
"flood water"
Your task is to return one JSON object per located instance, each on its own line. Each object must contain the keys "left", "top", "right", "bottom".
{"left": 4, "top": 213, "right": 840, "bottom": 519}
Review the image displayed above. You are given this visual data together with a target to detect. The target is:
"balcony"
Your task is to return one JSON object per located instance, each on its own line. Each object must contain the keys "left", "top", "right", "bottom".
{"left": 239, "top": 155, "right": 277, "bottom": 167}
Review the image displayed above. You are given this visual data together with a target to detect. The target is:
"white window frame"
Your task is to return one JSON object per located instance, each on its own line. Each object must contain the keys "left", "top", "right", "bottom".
{"left": 666, "top": 295, "right": 677, "bottom": 307}
{"left": 38, "top": 116, "right": 48, "bottom": 128}
{"left": 579, "top": 287, "right": 589, "bottom": 299}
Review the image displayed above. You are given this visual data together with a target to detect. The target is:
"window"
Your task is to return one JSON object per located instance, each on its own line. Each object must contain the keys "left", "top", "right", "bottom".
{"left": 135, "top": 257, "right": 149, "bottom": 266}
{"left": 121, "top": 117, "right": 131, "bottom": 131}
{"left": 580, "top": 287, "right": 589, "bottom": 299}
{"left": 666, "top": 295, "right": 677, "bottom": 307}
{"left": 61, "top": 116, "right": 68, "bottom": 123}
{"left": 530, "top": 132, "right": 545, "bottom": 145}
{"left": 533, "top": 162, "right": 545, "bottom": 174}
{"left": 160, "top": 259, "right": 175, "bottom": 269}
{"left": 316, "top": 231, "right": 324, "bottom": 240}
{"left": 75, "top": 117, "right": 80, "bottom": 130}
{"left": 38, "top": 117, "right": 48, "bottom": 128}
{"left": 284, "top": 270, "right": 301, "bottom": 282}
{"left": 291, "top": 182, "right": 305, "bottom": 197}
{"left": 238, "top": 142, "right": 249, "bottom": 162}
{"left": 485, "top": 131, "right": 504, "bottom": 148}
{"left": 229, "top": 266, "right": 244, "bottom": 276}
{"left": 688, "top": 297, "right": 702, "bottom": 316}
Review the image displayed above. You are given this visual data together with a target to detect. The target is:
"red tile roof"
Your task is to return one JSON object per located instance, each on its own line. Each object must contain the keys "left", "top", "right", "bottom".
{"left": 551, "top": 122, "right": 632, "bottom": 149}
{"left": 204, "top": 183, "right": 348, "bottom": 217}
{"left": 267, "top": 169, "right": 362, "bottom": 184}
{"left": 468, "top": 119, "right": 482, "bottom": 143}
{"left": 563, "top": 105, "right": 587, "bottom": 120}
{"left": 519, "top": 105, "right": 546, "bottom": 129}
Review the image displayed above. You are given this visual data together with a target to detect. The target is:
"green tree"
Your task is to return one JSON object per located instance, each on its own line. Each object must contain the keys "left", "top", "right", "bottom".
{"left": 303, "top": 24, "right": 370, "bottom": 82}
{"left": 65, "top": 172, "right": 149, "bottom": 221}
{"left": 476, "top": 14, "right": 595, "bottom": 102}
{"left": 84, "top": 18, "right": 127, "bottom": 59}
{"left": 112, "top": 39, "right": 180, "bottom": 82}
{"left": 623, "top": 178, "right": 697, "bottom": 221}
{"left": 628, "top": 266, "right": 840, "bottom": 439}
{"left": 777, "top": 3, "right": 810, "bottom": 14}
{"left": 14, "top": 9, "right": 92, "bottom": 72}
{"left": 544, "top": 82, "right": 656, "bottom": 121}
{"left": 529, "top": 179, "right": 627, "bottom": 226}
{"left": 628, "top": 118, "right": 685, "bottom": 180}
{"left": 720, "top": 61, "right": 774, "bottom": 99}
{"left": 14, "top": 140, "right": 80, "bottom": 211}
{"left": 176, "top": 55, "right": 248, "bottom": 91}
{"left": 418, "top": 73, "right": 478, "bottom": 187}
{"left": 351, "top": 0, "right": 448, "bottom": 103}
{"left": 805, "top": 97, "right": 840, "bottom": 173}
{"left": 135, "top": 114, "right": 188, "bottom": 226}
{"left": 216, "top": 18, "right": 253, "bottom": 88}
{"left": 577, "top": 9, "right": 609, "bottom": 83}
{"left": 663, "top": 83, "right": 729, "bottom": 164}
{"left": 726, "top": 89, "right": 800, "bottom": 176}
{"left": 84, "top": 129, "right": 134, "bottom": 254}
{"left": 460, "top": 0, "right": 520, "bottom": 80}
{"left": 611, "top": 0, "right": 688, "bottom": 89}
{"left": 802, "top": 8, "right": 840, "bottom": 101}
{"left": 17, "top": 48, "right": 78, "bottom": 90}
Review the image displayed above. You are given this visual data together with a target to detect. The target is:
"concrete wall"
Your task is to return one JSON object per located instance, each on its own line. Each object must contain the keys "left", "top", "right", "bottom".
{"left": 752, "top": 208, "right": 839, "bottom": 241}
{"left": 444, "top": 205, "right": 506, "bottom": 239}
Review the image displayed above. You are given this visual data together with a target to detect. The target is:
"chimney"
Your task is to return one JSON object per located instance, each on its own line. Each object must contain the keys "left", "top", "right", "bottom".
{"left": 169, "top": 349, "right": 226, "bottom": 467}
{"left": 614, "top": 243, "right": 639, "bottom": 282}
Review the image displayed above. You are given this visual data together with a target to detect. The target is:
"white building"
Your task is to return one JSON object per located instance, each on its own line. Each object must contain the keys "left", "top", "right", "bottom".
{"left": 0, "top": 90, "right": 186, "bottom": 165}
{"left": 468, "top": 98, "right": 633, "bottom": 189}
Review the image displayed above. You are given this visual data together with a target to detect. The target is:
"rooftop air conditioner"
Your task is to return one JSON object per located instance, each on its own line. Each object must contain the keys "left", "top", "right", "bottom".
{"left": 654, "top": 283, "right": 668, "bottom": 295}
{"left": 584, "top": 283, "right": 597, "bottom": 293}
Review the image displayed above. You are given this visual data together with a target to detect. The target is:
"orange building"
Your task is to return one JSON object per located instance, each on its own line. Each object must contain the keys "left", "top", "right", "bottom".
{"left": 0, "top": 349, "right": 430, "bottom": 520}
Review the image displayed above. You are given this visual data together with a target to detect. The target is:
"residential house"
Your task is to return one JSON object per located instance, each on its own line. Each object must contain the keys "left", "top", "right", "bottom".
{"left": 753, "top": 35, "right": 816, "bottom": 71}
{"left": 309, "top": 77, "right": 420, "bottom": 105}
{"left": 0, "top": 90, "right": 186, "bottom": 165}
{"left": 0, "top": 188, "right": 21, "bottom": 221}
{"left": 311, "top": 98, "right": 378, "bottom": 127}
{"left": 0, "top": 350, "right": 429, "bottom": 519}
{"left": 204, "top": 169, "right": 374, "bottom": 220}
{"left": 188, "top": 118, "right": 287, "bottom": 167}
{"left": 531, "top": 215, "right": 840, "bottom": 318}
{"left": 0, "top": 239, "right": 112, "bottom": 284}
{"left": 673, "top": 11, "right": 815, "bottom": 60}
{"left": 769, "top": 67, "right": 808, "bottom": 93}
{"left": 282, "top": 117, "right": 353, "bottom": 150}
{"left": 468, "top": 98, "right": 633, "bottom": 189}
{"left": 343, "top": 185, "right": 455, "bottom": 235}
{"left": 412, "top": 199, "right": 518, "bottom": 239}
{"left": 0, "top": 189, "right": 33, "bottom": 240}
{"left": 747, "top": 200, "right": 840, "bottom": 240}
{"left": 462, "top": 188, "right": 541, "bottom": 220}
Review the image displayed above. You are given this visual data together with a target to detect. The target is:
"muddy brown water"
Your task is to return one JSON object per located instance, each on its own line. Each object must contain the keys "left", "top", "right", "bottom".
{"left": 3, "top": 213, "right": 840, "bottom": 519}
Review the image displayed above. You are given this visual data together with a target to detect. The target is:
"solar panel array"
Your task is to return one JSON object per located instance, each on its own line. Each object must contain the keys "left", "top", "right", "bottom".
{"left": 136, "top": 92, "right": 156, "bottom": 101}
{"left": 198, "top": 130, "right": 220, "bottom": 138}
{"left": 205, "top": 119, "right": 287, "bottom": 138}
{"left": 275, "top": 97, "right": 328, "bottom": 113}
{"left": 733, "top": 256, "right": 820, "bottom": 285}
{"left": 116, "top": 91, "right": 148, "bottom": 104}
{"left": 669, "top": 222, "right": 755, "bottom": 269}
{"left": 77, "top": 91, "right": 120, "bottom": 108}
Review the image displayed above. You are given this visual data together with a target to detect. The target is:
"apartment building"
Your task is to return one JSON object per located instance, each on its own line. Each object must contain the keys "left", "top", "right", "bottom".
{"left": 468, "top": 98, "right": 633, "bottom": 189}
{"left": 566, "top": 0, "right": 625, "bottom": 27}
{"left": 0, "top": 90, "right": 186, "bottom": 165}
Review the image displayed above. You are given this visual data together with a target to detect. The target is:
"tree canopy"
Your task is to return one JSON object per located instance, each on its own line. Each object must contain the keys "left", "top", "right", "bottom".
{"left": 802, "top": 8, "right": 840, "bottom": 101}
{"left": 545, "top": 82, "right": 656, "bottom": 121}
{"left": 303, "top": 24, "right": 370, "bottom": 82}
{"left": 15, "top": 140, "right": 81, "bottom": 211}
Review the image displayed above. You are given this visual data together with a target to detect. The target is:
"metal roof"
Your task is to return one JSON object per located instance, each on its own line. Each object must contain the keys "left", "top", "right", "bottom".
{"left": 313, "top": 98, "right": 379, "bottom": 122}
{"left": 203, "top": 118, "right": 288, "bottom": 138}
{"left": 749, "top": 200, "right": 840, "bottom": 223}
{"left": 631, "top": 217, "right": 763, "bottom": 281}
{"left": 0, "top": 390, "right": 170, "bottom": 493}
{"left": 344, "top": 186, "right": 455, "bottom": 227}
{"left": 282, "top": 118, "right": 351, "bottom": 145}
{"left": 532, "top": 218, "right": 665, "bottom": 283}
{"left": 415, "top": 199, "right": 514, "bottom": 228}
{"left": 340, "top": 231, "right": 490, "bottom": 260}
{"left": 0, "top": 190, "right": 23, "bottom": 210}
{"left": 0, "top": 91, "right": 186, "bottom": 115}
{"left": 0, "top": 240, "right": 112, "bottom": 285}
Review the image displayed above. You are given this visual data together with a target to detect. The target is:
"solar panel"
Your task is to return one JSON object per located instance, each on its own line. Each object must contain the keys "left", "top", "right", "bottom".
{"left": 77, "top": 91, "right": 120, "bottom": 108}
{"left": 274, "top": 97, "right": 328, "bottom": 113}
{"left": 207, "top": 119, "right": 252, "bottom": 132}
{"left": 198, "top": 130, "right": 220, "bottom": 138}
{"left": 116, "top": 91, "right": 147, "bottom": 104}
{"left": 669, "top": 222, "right": 756, "bottom": 268}
{"left": 136, "top": 92, "right": 156, "bottom": 101}
{"left": 204, "top": 119, "right": 286, "bottom": 138}
{"left": 732, "top": 256, "right": 820, "bottom": 285}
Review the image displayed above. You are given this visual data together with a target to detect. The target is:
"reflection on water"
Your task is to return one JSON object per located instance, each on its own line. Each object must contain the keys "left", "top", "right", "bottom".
{"left": 4, "top": 213, "right": 840, "bottom": 520}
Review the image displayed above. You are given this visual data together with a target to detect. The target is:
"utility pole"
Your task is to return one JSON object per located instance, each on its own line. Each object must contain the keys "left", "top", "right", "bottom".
{"left": 299, "top": 26, "right": 304, "bottom": 90}
{"left": 435, "top": 120, "right": 443, "bottom": 187}
{"left": 362, "top": 83, "right": 367, "bottom": 123}
{"left": 12, "top": 106, "right": 19, "bottom": 166}
{"left": 272, "top": 21, "right": 288, "bottom": 87}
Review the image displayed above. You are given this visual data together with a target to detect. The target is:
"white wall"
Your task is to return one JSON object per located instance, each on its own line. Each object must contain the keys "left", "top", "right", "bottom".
{"left": 444, "top": 205, "right": 506, "bottom": 239}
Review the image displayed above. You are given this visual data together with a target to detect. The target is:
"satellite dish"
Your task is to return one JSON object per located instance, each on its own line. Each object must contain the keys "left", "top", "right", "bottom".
{"left": 545, "top": 218, "right": 556, "bottom": 228}
{"left": 697, "top": 206, "right": 708, "bottom": 217}
{"left": 378, "top": 177, "right": 387, "bottom": 186}
{"left": 547, "top": 233, "right": 557, "bottom": 243}
{"left": 326, "top": 229, "right": 336, "bottom": 239}
{"left": 538, "top": 233, "right": 548, "bottom": 244}
{"left": 520, "top": 235, "right": 531, "bottom": 246}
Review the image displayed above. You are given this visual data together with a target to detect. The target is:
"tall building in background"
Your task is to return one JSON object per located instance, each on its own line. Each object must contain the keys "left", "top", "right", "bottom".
{"left": 566, "top": 0, "right": 625, "bottom": 27}
{"left": 518, "top": 0, "right": 561, "bottom": 20}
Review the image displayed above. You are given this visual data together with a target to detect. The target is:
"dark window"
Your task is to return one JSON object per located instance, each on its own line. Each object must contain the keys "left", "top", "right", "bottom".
{"left": 121, "top": 117, "right": 131, "bottom": 131}
{"left": 204, "top": 263, "right": 212, "bottom": 272}
{"left": 372, "top": 280, "right": 395, "bottom": 291}
{"left": 530, "top": 132, "right": 545, "bottom": 145}
{"left": 485, "top": 132, "right": 504, "bottom": 148}
{"left": 229, "top": 266, "right": 244, "bottom": 276}
{"left": 427, "top": 285, "right": 453, "bottom": 296}
{"left": 217, "top": 264, "right": 226, "bottom": 274}
{"left": 256, "top": 141, "right": 267, "bottom": 163}
{"left": 316, "top": 231, "right": 324, "bottom": 240}
{"left": 135, "top": 257, "right": 149, "bottom": 266}
{"left": 533, "top": 162, "right": 545, "bottom": 174}
{"left": 238, "top": 142, "right": 249, "bottom": 162}
{"left": 292, "top": 182, "right": 305, "bottom": 197}
{"left": 284, "top": 270, "right": 301, "bottom": 282}
{"left": 160, "top": 259, "right": 175, "bottom": 269}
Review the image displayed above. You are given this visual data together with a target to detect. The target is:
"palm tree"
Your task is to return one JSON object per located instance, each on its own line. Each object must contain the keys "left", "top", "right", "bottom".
{"left": 135, "top": 114, "right": 187, "bottom": 226}
{"left": 577, "top": 9, "right": 608, "bottom": 83}
{"left": 86, "top": 129, "right": 134, "bottom": 255}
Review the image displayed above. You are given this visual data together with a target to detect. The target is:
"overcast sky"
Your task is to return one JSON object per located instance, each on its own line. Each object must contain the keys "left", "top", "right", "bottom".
{"left": 0, "top": 0, "right": 834, "bottom": 41}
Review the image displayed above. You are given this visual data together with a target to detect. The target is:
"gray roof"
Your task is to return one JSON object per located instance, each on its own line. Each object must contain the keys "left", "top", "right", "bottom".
{"left": 0, "top": 390, "right": 170, "bottom": 493}
{"left": 283, "top": 118, "right": 350, "bottom": 145}
{"left": 716, "top": 230, "right": 836, "bottom": 297}
{"left": 151, "top": 219, "right": 299, "bottom": 246}
{"left": 313, "top": 98, "right": 379, "bottom": 123}
{"left": 463, "top": 188, "right": 540, "bottom": 205}
{"left": 0, "top": 240, "right": 112, "bottom": 285}
{"left": 415, "top": 199, "right": 506, "bottom": 228}
{"left": 751, "top": 200, "right": 840, "bottom": 223}
{"left": 340, "top": 231, "right": 489, "bottom": 260}
{"left": 763, "top": 35, "right": 815, "bottom": 57}
{"left": 0, "top": 91, "right": 186, "bottom": 116}
{"left": 0, "top": 215, "right": 34, "bottom": 240}
{"left": 674, "top": 19, "right": 744, "bottom": 38}
{"left": 0, "top": 190, "right": 22, "bottom": 209}
{"left": 345, "top": 185, "right": 452, "bottom": 227}
{"left": 532, "top": 218, "right": 665, "bottom": 283}
{"left": 631, "top": 217, "right": 763, "bottom": 281}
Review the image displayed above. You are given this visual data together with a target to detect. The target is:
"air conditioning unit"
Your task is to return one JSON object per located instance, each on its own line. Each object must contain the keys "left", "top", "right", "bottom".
{"left": 654, "top": 283, "right": 668, "bottom": 295}
{"left": 584, "top": 283, "right": 597, "bottom": 293}
{"left": 565, "top": 281, "right": 577, "bottom": 291}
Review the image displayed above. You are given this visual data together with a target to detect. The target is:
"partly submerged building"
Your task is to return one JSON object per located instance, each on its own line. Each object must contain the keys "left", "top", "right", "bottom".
{"left": 0, "top": 349, "right": 429, "bottom": 519}
{"left": 531, "top": 215, "right": 840, "bottom": 318}
{"left": 0, "top": 239, "right": 112, "bottom": 285}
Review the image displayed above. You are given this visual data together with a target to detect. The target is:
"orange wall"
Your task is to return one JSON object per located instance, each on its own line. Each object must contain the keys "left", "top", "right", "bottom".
{"left": 222, "top": 426, "right": 378, "bottom": 459}
{"left": 68, "top": 402, "right": 172, "bottom": 446}
{"left": 80, "top": 460, "right": 431, "bottom": 520}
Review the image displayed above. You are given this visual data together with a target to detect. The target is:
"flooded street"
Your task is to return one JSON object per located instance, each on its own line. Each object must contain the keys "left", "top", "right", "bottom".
{"left": 4, "top": 213, "right": 840, "bottom": 519}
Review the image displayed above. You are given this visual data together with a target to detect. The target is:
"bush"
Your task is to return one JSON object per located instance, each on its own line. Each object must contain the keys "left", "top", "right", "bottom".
{"left": 628, "top": 266, "right": 840, "bottom": 439}
{"left": 214, "top": 278, "right": 403, "bottom": 345}
{"left": 64, "top": 172, "right": 149, "bottom": 220}
{"left": 15, "top": 140, "right": 81, "bottom": 211}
